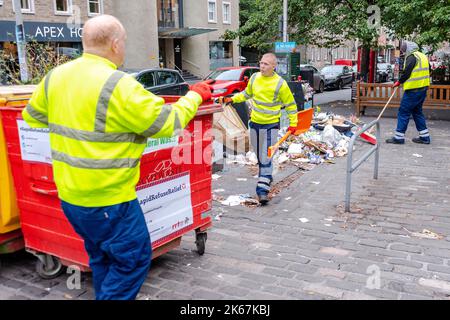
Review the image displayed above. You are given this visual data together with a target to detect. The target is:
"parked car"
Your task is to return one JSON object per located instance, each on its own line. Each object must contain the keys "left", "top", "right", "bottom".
{"left": 320, "top": 65, "right": 354, "bottom": 90}
{"left": 299, "top": 64, "right": 325, "bottom": 93}
{"left": 376, "top": 63, "right": 394, "bottom": 83}
{"left": 129, "top": 68, "right": 189, "bottom": 96}
{"left": 203, "top": 66, "right": 260, "bottom": 97}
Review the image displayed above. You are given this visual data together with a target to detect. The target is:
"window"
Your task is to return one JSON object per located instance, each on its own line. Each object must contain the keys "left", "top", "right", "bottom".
{"left": 54, "top": 0, "right": 72, "bottom": 15}
{"left": 138, "top": 72, "right": 155, "bottom": 88}
{"left": 209, "top": 41, "right": 232, "bottom": 69}
{"left": 208, "top": 0, "right": 216, "bottom": 23}
{"left": 88, "top": 0, "right": 103, "bottom": 16}
{"left": 223, "top": 2, "right": 231, "bottom": 24}
{"left": 157, "top": 71, "right": 177, "bottom": 85}
{"left": 13, "top": 0, "right": 35, "bottom": 13}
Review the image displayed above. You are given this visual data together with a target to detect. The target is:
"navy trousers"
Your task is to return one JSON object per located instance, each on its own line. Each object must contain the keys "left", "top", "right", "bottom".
{"left": 61, "top": 199, "right": 151, "bottom": 300}
{"left": 394, "top": 88, "right": 430, "bottom": 143}
{"left": 249, "top": 121, "right": 279, "bottom": 196}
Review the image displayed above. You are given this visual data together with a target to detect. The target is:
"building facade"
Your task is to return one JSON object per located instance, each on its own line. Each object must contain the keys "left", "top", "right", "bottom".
{"left": 0, "top": 0, "right": 239, "bottom": 78}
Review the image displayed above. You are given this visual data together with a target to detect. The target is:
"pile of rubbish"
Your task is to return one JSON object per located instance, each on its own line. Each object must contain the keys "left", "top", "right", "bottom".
{"left": 226, "top": 111, "right": 363, "bottom": 168}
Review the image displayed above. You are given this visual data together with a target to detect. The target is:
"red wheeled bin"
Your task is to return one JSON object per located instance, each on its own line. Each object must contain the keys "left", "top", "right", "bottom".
{"left": 0, "top": 96, "right": 221, "bottom": 279}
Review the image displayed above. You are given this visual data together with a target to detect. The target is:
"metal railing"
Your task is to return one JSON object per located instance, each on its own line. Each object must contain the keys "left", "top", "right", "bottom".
{"left": 345, "top": 119, "right": 380, "bottom": 212}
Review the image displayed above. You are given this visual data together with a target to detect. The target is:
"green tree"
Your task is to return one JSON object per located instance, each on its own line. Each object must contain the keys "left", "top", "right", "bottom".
{"left": 379, "top": 0, "right": 450, "bottom": 51}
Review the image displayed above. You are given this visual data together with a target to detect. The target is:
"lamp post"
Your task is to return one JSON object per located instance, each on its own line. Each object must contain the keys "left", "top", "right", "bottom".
{"left": 283, "top": 0, "right": 288, "bottom": 42}
{"left": 13, "top": 0, "right": 29, "bottom": 82}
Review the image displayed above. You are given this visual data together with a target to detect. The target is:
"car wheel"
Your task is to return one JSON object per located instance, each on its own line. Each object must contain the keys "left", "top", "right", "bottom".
{"left": 317, "top": 81, "right": 324, "bottom": 93}
{"left": 338, "top": 80, "right": 343, "bottom": 90}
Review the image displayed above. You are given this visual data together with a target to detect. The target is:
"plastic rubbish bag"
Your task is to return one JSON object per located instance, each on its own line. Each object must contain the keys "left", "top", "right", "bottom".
{"left": 288, "top": 143, "right": 304, "bottom": 155}
{"left": 322, "top": 124, "right": 342, "bottom": 146}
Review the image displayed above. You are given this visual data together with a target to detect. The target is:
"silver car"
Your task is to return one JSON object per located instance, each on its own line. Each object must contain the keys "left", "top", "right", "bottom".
{"left": 300, "top": 64, "right": 326, "bottom": 93}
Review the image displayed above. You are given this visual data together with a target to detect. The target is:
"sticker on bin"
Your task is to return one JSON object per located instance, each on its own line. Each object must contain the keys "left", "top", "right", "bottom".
{"left": 17, "top": 120, "right": 52, "bottom": 164}
{"left": 143, "top": 136, "right": 179, "bottom": 155}
{"left": 137, "top": 172, "right": 193, "bottom": 243}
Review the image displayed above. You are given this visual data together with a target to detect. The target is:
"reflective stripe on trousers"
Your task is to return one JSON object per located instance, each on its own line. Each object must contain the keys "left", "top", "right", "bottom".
{"left": 249, "top": 121, "right": 279, "bottom": 196}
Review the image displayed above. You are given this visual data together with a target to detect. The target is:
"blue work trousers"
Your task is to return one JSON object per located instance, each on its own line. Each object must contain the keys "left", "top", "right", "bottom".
{"left": 249, "top": 121, "right": 279, "bottom": 196}
{"left": 61, "top": 199, "right": 151, "bottom": 300}
{"left": 394, "top": 88, "right": 430, "bottom": 142}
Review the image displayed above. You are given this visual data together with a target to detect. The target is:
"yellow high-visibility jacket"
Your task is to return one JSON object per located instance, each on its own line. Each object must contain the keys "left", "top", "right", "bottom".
{"left": 403, "top": 51, "right": 430, "bottom": 90}
{"left": 231, "top": 72, "right": 298, "bottom": 127}
{"left": 22, "top": 53, "right": 202, "bottom": 207}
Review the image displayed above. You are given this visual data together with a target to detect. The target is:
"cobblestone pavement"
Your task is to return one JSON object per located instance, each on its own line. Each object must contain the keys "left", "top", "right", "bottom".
{"left": 1, "top": 103, "right": 449, "bottom": 300}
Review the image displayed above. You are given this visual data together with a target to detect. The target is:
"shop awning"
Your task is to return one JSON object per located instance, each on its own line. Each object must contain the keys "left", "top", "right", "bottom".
{"left": 158, "top": 27, "right": 217, "bottom": 39}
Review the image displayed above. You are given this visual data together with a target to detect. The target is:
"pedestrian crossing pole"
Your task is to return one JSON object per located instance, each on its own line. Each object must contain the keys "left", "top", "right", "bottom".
{"left": 13, "top": 0, "right": 29, "bottom": 83}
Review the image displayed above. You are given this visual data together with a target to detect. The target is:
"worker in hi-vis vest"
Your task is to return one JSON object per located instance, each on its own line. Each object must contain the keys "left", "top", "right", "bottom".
{"left": 386, "top": 41, "right": 431, "bottom": 144}
{"left": 220, "top": 53, "right": 298, "bottom": 205}
{"left": 22, "top": 15, "right": 212, "bottom": 300}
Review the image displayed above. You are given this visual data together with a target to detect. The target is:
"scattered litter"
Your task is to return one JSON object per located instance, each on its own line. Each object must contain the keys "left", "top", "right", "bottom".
{"left": 311, "top": 181, "right": 320, "bottom": 185}
{"left": 324, "top": 218, "right": 333, "bottom": 222}
{"left": 324, "top": 224, "right": 332, "bottom": 227}
{"left": 285, "top": 197, "right": 292, "bottom": 200}
{"left": 288, "top": 143, "right": 304, "bottom": 155}
{"left": 403, "top": 227, "right": 443, "bottom": 240}
{"left": 412, "top": 153, "right": 423, "bottom": 158}
{"left": 283, "top": 209, "right": 289, "bottom": 212}
{"left": 237, "top": 178, "right": 248, "bottom": 181}
{"left": 299, "top": 218, "right": 309, "bottom": 223}
{"left": 212, "top": 194, "right": 225, "bottom": 202}
{"left": 292, "top": 157, "right": 310, "bottom": 163}
{"left": 212, "top": 174, "right": 221, "bottom": 180}
{"left": 278, "top": 153, "right": 290, "bottom": 164}
{"left": 186, "top": 263, "right": 191, "bottom": 267}
{"left": 213, "top": 188, "right": 225, "bottom": 193}
{"left": 219, "top": 194, "right": 258, "bottom": 207}
{"left": 246, "top": 151, "right": 258, "bottom": 165}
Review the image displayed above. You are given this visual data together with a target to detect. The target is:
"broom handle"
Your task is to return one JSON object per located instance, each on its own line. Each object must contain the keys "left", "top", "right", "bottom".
{"left": 376, "top": 86, "right": 398, "bottom": 122}
{"left": 271, "top": 132, "right": 291, "bottom": 151}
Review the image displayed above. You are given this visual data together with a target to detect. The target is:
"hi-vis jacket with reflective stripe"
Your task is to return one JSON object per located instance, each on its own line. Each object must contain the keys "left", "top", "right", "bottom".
{"left": 22, "top": 53, "right": 202, "bottom": 207}
{"left": 231, "top": 72, "right": 297, "bottom": 126}
{"left": 403, "top": 51, "right": 430, "bottom": 90}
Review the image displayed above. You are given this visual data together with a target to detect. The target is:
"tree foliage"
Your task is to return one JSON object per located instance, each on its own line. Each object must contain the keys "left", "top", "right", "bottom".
{"left": 223, "top": 0, "right": 450, "bottom": 52}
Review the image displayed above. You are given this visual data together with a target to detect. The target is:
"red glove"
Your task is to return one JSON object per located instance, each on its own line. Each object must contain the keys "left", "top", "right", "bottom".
{"left": 218, "top": 96, "right": 233, "bottom": 105}
{"left": 287, "top": 126, "right": 297, "bottom": 135}
{"left": 393, "top": 81, "right": 401, "bottom": 88}
{"left": 190, "top": 81, "right": 213, "bottom": 102}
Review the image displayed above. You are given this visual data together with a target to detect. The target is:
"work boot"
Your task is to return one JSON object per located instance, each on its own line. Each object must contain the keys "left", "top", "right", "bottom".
{"left": 385, "top": 137, "right": 404, "bottom": 144}
{"left": 258, "top": 194, "right": 269, "bottom": 205}
{"left": 412, "top": 137, "right": 430, "bottom": 144}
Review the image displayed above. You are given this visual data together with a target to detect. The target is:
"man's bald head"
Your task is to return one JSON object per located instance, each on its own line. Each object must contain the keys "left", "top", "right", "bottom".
{"left": 259, "top": 52, "right": 278, "bottom": 77}
{"left": 82, "top": 15, "right": 127, "bottom": 67}
{"left": 262, "top": 53, "right": 278, "bottom": 66}
{"left": 82, "top": 15, "right": 125, "bottom": 49}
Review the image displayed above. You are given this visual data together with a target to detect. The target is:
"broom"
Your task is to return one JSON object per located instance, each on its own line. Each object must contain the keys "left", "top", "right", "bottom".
{"left": 360, "top": 86, "right": 398, "bottom": 145}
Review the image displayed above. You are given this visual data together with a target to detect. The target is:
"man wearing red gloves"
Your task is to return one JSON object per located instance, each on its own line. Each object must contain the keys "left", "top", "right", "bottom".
{"left": 220, "top": 53, "right": 297, "bottom": 204}
{"left": 386, "top": 41, "right": 431, "bottom": 144}
{"left": 22, "top": 14, "right": 212, "bottom": 300}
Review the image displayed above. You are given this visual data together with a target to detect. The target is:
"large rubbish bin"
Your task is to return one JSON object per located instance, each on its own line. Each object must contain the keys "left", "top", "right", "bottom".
{"left": 0, "top": 87, "right": 35, "bottom": 254}
{"left": 0, "top": 96, "right": 221, "bottom": 278}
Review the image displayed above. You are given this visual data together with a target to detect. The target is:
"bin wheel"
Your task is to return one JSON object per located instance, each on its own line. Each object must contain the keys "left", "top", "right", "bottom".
{"left": 36, "top": 254, "right": 64, "bottom": 279}
{"left": 195, "top": 233, "right": 207, "bottom": 256}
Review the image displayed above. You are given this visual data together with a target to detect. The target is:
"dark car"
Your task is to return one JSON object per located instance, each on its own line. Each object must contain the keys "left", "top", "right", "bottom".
{"left": 300, "top": 64, "right": 325, "bottom": 93}
{"left": 321, "top": 65, "right": 354, "bottom": 90}
{"left": 130, "top": 68, "right": 189, "bottom": 96}
{"left": 376, "top": 63, "right": 393, "bottom": 83}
